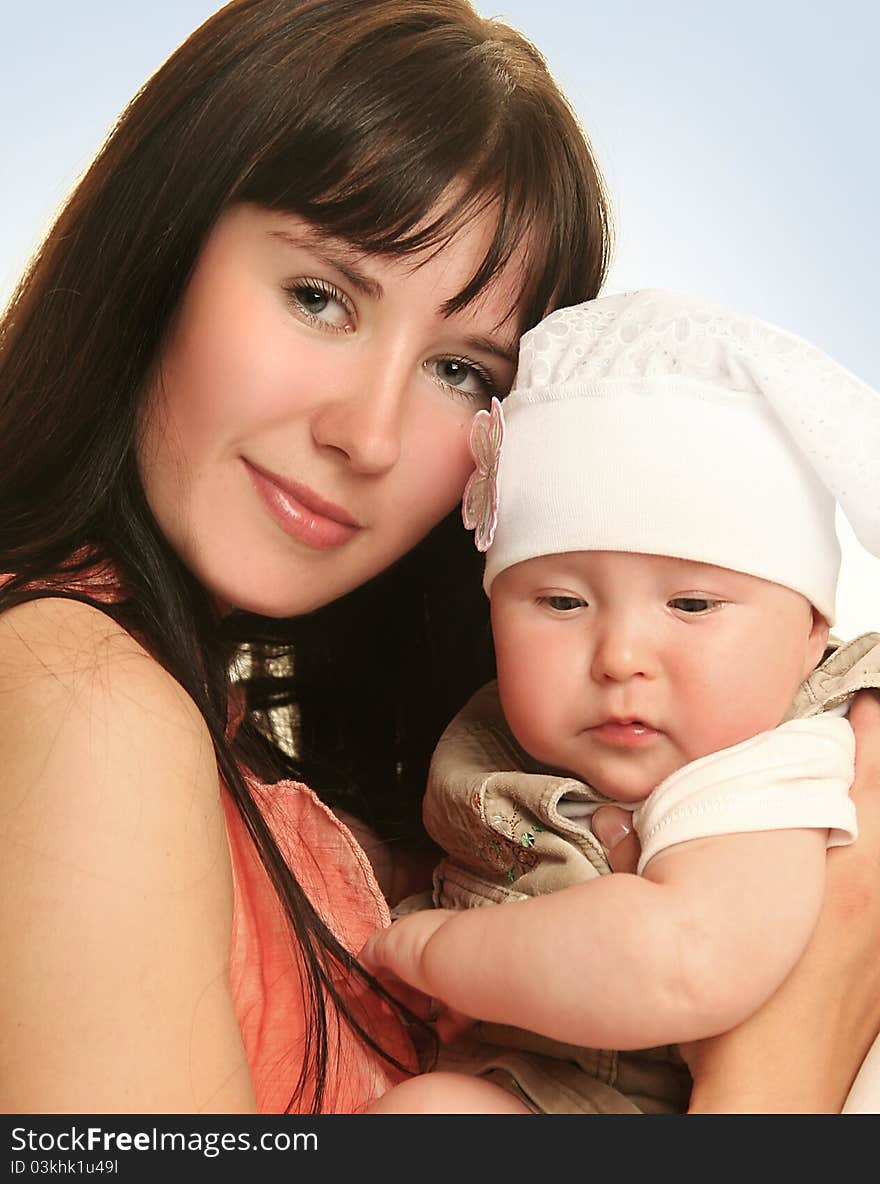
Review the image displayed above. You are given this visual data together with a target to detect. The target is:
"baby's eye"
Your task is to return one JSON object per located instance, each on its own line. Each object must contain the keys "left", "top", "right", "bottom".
{"left": 540, "top": 595, "right": 586, "bottom": 612}
{"left": 284, "top": 279, "right": 353, "bottom": 330}
{"left": 429, "top": 356, "right": 497, "bottom": 403}
{"left": 669, "top": 596, "right": 721, "bottom": 615}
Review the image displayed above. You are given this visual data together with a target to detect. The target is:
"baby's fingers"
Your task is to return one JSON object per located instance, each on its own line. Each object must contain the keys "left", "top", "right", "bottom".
{"left": 358, "top": 931, "right": 385, "bottom": 975}
{"left": 435, "top": 1005, "right": 475, "bottom": 1045}
{"left": 359, "top": 939, "right": 434, "bottom": 1019}
{"left": 591, "top": 805, "right": 640, "bottom": 874}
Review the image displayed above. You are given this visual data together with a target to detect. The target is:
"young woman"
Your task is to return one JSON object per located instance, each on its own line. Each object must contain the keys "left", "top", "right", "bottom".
{"left": 0, "top": 0, "right": 877, "bottom": 1115}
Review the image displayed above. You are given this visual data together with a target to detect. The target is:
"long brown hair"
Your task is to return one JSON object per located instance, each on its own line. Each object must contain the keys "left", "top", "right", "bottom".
{"left": 0, "top": 0, "right": 612, "bottom": 1110}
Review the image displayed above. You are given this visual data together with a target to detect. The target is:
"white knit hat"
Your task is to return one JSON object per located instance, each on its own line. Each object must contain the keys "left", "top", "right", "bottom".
{"left": 462, "top": 289, "right": 880, "bottom": 624}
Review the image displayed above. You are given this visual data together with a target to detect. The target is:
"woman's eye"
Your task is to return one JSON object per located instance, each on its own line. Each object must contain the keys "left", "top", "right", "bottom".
{"left": 284, "top": 279, "right": 353, "bottom": 330}
{"left": 669, "top": 596, "right": 719, "bottom": 615}
{"left": 541, "top": 595, "right": 585, "bottom": 612}
{"left": 429, "top": 356, "right": 496, "bottom": 402}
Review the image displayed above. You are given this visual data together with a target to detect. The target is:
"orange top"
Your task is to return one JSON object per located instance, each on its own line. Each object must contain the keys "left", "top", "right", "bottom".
{"left": 224, "top": 723, "right": 414, "bottom": 1112}
{"left": 1, "top": 563, "right": 413, "bottom": 1113}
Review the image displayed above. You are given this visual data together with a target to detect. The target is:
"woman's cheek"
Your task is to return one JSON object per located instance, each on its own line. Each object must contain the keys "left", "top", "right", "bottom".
{"left": 410, "top": 415, "right": 475, "bottom": 514}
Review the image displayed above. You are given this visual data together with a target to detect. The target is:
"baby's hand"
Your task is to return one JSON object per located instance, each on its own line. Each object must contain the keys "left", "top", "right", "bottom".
{"left": 360, "top": 909, "right": 456, "bottom": 996}
{"left": 433, "top": 1003, "right": 475, "bottom": 1045}
{"left": 591, "top": 805, "right": 640, "bottom": 873}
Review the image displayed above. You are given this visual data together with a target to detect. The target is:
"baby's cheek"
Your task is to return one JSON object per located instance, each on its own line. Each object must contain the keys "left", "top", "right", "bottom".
{"left": 496, "top": 676, "right": 549, "bottom": 765}
{"left": 684, "top": 676, "right": 796, "bottom": 759}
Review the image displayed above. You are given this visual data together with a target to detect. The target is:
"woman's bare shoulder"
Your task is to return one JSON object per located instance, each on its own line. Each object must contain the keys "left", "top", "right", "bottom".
{"left": 0, "top": 595, "right": 217, "bottom": 830}
{"left": 0, "top": 593, "right": 200, "bottom": 712}
{"left": 0, "top": 595, "right": 256, "bottom": 1112}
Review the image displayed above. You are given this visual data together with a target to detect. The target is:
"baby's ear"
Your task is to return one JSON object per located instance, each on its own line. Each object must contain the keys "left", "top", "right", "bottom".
{"left": 803, "top": 606, "right": 831, "bottom": 677}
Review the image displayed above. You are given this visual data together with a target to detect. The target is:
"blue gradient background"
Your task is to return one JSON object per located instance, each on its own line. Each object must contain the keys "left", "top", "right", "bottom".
{"left": 2, "top": 1, "right": 877, "bottom": 633}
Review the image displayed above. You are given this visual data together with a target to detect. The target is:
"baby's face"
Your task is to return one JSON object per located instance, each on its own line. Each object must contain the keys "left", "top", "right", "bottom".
{"left": 490, "top": 551, "right": 829, "bottom": 802}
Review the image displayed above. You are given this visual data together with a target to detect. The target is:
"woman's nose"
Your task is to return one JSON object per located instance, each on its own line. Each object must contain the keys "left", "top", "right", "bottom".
{"left": 310, "top": 357, "right": 410, "bottom": 475}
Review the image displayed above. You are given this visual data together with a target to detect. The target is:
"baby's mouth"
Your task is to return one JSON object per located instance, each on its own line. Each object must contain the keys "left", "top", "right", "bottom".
{"left": 590, "top": 719, "right": 661, "bottom": 747}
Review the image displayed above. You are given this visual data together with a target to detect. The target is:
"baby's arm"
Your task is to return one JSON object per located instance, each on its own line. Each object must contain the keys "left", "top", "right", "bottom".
{"left": 360, "top": 826, "right": 827, "bottom": 1048}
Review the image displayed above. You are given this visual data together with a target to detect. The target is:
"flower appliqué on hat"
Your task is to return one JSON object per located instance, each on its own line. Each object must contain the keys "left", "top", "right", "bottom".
{"left": 461, "top": 396, "right": 504, "bottom": 552}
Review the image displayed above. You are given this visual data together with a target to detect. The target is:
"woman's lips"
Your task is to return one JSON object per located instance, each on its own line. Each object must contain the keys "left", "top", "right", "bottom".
{"left": 244, "top": 459, "right": 361, "bottom": 550}
{"left": 590, "top": 720, "right": 661, "bottom": 748}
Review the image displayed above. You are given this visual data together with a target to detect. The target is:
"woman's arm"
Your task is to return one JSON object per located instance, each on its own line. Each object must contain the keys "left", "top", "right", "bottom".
{"left": 361, "top": 824, "right": 827, "bottom": 1049}
{"left": 0, "top": 598, "right": 257, "bottom": 1113}
{"left": 594, "top": 690, "right": 880, "bottom": 1113}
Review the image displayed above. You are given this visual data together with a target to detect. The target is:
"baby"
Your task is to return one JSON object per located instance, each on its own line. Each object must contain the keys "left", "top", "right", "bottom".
{"left": 362, "top": 290, "right": 880, "bottom": 1114}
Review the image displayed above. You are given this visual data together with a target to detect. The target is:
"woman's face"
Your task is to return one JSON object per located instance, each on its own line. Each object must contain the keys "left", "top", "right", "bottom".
{"left": 138, "top": 203, "right": 522, "bottom": 616}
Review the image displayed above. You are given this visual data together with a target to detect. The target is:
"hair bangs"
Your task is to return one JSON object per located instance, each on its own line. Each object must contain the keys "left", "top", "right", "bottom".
{"left": 234, "top": 6, "right": 611, "bottom": 337}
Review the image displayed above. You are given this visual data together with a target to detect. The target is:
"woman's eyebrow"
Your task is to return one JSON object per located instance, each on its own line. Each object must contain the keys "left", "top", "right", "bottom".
{"left": 463, "top": 333, "right": 518, "bottom": 366}
{"left": 269, "top": 229, "right": 384, "bottom": 300}
{"left": 269, "top": 227, "right": 518, "bottom": 362}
